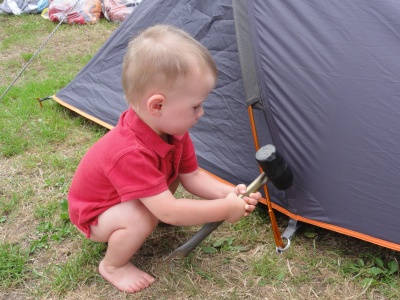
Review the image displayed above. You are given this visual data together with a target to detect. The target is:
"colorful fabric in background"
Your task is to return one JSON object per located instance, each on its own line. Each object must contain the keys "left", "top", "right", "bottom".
{"left": 102, "top": 0, "right": 140, "bottom": 22}
{"left": 48, "top": 0, "right": 101, "bottom": 24}
{"left": 1, "top": 0, "right": 141, "bottom": 23}
{"left": 0, "top": 0, "right": 49, "bottom": 14}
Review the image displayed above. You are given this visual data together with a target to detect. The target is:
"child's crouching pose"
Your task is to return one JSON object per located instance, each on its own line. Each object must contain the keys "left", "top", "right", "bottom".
{"left": 68, "top": 24, "right": 262, "bottom": 293}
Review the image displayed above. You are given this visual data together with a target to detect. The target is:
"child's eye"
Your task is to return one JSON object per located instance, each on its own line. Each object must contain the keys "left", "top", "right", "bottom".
{"left": 194, "top": 104, "right": 202, "bottom": 110}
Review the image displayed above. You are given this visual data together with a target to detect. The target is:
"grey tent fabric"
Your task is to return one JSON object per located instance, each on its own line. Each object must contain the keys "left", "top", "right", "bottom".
{"left": 55, "top": 0, "right": 400, "bottom": 250}
{"left": 244, "top": 0, "right": 400, "bottom": 246}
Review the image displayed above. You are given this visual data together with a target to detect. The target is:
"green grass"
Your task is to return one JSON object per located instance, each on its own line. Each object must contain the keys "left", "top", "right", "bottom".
{"left": 0, "top": 243, "right": 29, "bottom": 289}
{"left": 1, "top": 14, "right": 399, "bottom": 300}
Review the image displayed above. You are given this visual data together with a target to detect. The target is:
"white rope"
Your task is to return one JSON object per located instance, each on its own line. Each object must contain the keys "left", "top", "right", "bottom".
{"left": 0, "top": 0, "right": 81, "bottom": 101}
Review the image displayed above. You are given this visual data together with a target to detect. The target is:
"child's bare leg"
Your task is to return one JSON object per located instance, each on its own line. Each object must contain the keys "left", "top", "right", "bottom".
{"left": 89, "top": 199, "right": 158, "bottom": 293}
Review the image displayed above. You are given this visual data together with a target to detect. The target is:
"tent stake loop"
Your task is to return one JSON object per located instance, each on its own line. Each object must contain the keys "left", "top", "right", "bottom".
{"left": 276, "top": 238, "right": 291, "bottom": 254}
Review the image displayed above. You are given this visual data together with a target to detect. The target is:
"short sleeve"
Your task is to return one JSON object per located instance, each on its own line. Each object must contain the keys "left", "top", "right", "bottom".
{"left": 178, "top": 133, "right": 199, "bottom": 174}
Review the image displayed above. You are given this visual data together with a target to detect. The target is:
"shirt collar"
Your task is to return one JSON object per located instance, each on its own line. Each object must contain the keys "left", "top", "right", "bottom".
{"left": 122, "top": 107, "right": 182, "bottom": 158}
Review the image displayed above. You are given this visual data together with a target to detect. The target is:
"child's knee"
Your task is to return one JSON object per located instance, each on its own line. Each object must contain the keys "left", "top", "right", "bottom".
{"left": 90, "top": 200, "right": 157, "bottom": 241}
{"left": 140, "top": 208, "right": 159, "bottom": 233}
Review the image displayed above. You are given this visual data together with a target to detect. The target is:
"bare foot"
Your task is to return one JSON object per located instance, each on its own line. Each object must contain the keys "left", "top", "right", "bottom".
{"left": 99, "top": 259, "right": 155, "bottom": 293}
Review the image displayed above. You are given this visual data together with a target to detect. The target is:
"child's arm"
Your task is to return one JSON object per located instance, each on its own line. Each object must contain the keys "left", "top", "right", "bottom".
{"left": 179, "top": 169, "right": 260, "bottom": 199}
{"left": 178, "top": 168, "right": 238, "bottom": 199}
{"left": 139, "top": 168, "right": 261, "bottom": 226}
{"left": 140, "top": 189, "right": 247, "bottom": 226}
{"left": 179, "top": 168, "right": 261, "bottom": 217}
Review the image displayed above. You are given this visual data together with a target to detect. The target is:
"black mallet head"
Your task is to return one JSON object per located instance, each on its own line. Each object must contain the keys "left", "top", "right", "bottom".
{"left": 255, "top": 144, "right": 294, "bottom": 190}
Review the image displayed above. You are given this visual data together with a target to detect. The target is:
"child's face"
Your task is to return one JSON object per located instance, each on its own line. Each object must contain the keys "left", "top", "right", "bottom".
{"left": 157, "top": 70, "right": 215, "bottom": 137}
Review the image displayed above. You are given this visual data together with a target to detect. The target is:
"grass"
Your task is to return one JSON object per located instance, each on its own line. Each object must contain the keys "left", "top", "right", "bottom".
{"left": 1, "top": 14, "right": 399, "bottom": 300}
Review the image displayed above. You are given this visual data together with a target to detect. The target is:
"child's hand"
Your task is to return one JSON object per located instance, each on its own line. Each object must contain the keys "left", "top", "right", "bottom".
{"left": 233, "top": 184, "right": 261, "bottom": 217}
{"left": 224, "top": 192, "right": 248, "bottom": 223}
{"left": 224, "top": 187, "right": 261, "bottom": 223}
{"left": 242, "top": 192, "right": 260, "bottom": 216}
{"left": 234, "top": 183, "right": 247, "bottom": 196}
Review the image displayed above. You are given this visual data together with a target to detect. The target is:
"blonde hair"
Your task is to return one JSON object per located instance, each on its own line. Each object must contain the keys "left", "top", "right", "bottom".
{"left": 122, "top": 24, "right": 218, "bottom": 105}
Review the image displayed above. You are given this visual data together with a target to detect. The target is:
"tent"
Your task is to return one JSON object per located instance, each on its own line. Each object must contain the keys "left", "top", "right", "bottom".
{"left": 53, "top": 0, "right": 400, "bottom": 251}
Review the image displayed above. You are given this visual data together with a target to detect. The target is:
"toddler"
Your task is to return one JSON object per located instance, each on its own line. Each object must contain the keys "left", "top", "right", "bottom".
{"left": 68, "top": 24, "right": 261, "bottom": 293}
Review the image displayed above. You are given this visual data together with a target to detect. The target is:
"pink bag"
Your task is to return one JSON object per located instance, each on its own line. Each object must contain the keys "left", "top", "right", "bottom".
{"left": 102, "top": 0, "right": 140, "bottom": 22}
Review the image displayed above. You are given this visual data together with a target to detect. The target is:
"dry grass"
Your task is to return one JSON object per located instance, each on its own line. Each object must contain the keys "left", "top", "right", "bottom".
{"left": 1, "top": 14, "right": 399, "bottom": 300}
{"left": 1, "top": 145, "right": 391, "bottom": 299}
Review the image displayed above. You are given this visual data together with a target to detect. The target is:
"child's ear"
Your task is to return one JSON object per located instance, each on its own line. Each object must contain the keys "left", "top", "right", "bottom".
{"left": 147, "top": 94, "right": 166, "bottom": 116}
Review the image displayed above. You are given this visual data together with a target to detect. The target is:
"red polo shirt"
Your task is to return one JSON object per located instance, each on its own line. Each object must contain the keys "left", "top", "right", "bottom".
{"left": 68, "top": 107, "right": 199, "bottom": 237}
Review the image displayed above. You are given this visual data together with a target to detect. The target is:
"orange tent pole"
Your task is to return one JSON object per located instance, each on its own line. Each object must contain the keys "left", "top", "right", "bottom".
{"left": 247, "top": 106, "right": 285, "bottom": 249}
